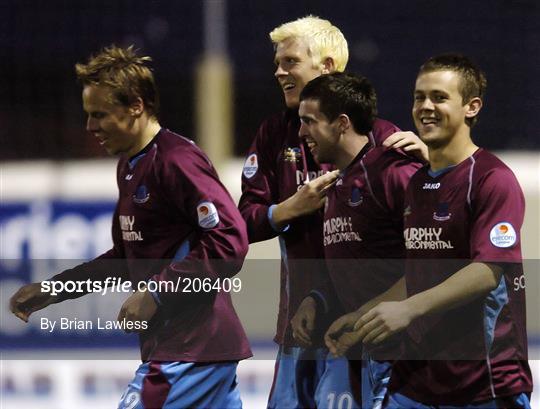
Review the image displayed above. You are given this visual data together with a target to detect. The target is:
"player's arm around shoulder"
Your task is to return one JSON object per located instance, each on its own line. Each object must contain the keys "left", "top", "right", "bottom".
{"left": 382, "top": 130, "right": 429, "bottom": 163}
{"left": 384, "top": 151, "right": 424, "bottom": 206}
{"left": 364, "top": 147, "right": 423, "bottom": 214}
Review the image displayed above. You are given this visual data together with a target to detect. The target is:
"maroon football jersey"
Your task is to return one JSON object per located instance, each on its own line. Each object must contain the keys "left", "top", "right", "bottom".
{"left": 53, "top": 129, "right": 252, "bottom": 362}
{"left": 238, "top": 109, "right": 400, "bottom": 346}
{"left": 321, "top": 145, "right": 421, "bottom": 313}
{"left": 390, "top": 149, "right": 532, "bottom": 404}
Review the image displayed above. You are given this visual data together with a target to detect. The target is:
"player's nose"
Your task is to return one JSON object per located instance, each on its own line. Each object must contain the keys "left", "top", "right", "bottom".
{"left": 274, "top": 64, "right": 287, "bottom": 78}
{"left": 298, "top": 121, "right": 309, "bottom": 139}
{"left": 86, "top": 116, "right": 99, "bottom": 132}
{"left": 419, "top": 97, "right": 435, "bottom": 110}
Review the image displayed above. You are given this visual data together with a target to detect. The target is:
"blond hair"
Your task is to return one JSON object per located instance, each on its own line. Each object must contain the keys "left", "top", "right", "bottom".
{"left": 75, "top": 45, "right": 159, "bottom": 118}
{"left": 269, "top": 15, "right": 348, "bottom": 72}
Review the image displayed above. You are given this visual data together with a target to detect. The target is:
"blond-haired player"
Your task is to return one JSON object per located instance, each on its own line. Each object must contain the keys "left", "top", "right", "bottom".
{"left": 239, "top": 16, "right": 426, "bottom": 408}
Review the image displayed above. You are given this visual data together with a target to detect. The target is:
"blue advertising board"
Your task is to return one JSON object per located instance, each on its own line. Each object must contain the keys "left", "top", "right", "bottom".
{"left": 1, "top": 200, "right": 139, "bottom": 350}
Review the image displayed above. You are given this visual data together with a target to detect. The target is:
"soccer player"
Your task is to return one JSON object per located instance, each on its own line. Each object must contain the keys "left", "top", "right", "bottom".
{"left": 9, "top": 45, "right": 251, "bottom": 408}
{"left": 293, "top": 72, "right": 421, "bottom": 408}
{"left": 239, "top": 15, "right": 426, "bottom": 408}
{"left": 331, "top": 54, "right": 533, "bottom": 407}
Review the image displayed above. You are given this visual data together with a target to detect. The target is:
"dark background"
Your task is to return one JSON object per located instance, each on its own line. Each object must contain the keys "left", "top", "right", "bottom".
{"left": 2, "top": 0, "right": 539, "bottom": 160}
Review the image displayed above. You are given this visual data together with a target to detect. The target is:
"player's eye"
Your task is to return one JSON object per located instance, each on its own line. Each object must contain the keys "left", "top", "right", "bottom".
{"left": 281, "top": 57, "right": 298, "bottom": 67}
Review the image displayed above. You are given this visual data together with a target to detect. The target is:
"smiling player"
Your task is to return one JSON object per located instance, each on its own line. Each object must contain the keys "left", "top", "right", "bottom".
{"left": 294, "top": 72, "right": 421, "bottom": 408}
{"left": 237, "top": 15, "right": 421, "bottom": 408}
{"left": 333, "top": 54, "right": 533, "bottom": 408}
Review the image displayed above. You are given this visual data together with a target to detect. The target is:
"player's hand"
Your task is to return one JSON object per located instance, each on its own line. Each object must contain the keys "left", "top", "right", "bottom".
{"left": 324, "top": 310, "right": 363, "bottom": 357}
{"left": 383, "top": 131, "right": 429, "bottom": 162}
{"left": 290, "top": 296, "right": 317, "bottom": 347}
{"left": 353, "top": 301, "right": 416, "bottom": 346}
{"left": 117, "top": 289, "right": 157, "bottom": 333}
{"left": 271, "top": 170, "right": 339, "bottom": 229}
{"left": 10, "top": 282, "right": 59, "bottom": 322}
{"left": 289, "top": 170, "right": 340, "bottom": 215}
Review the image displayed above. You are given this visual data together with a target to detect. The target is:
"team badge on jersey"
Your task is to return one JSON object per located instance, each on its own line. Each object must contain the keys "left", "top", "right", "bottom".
{"left": 433, "top": 202, "right": 451, "bottom": 221}
{"left": 197, "top": 202, "right": 219, "bottom": 229}
{"left": 284, "top": 147, "right": 302, "bottom": 163}
{"left": 243, "top": 154, "right": 258, "bottom": 179}
{"left": 348, "top": 186, "right": 363, "bottom": 207}
{"left": 490, "top": 222, "right": 517, "bottom": 248}
{"left": 133, "top": 185, "right": 150, "bottom": 203}
{"left": 403, "top": 205, "right": 412, "bottom": 217}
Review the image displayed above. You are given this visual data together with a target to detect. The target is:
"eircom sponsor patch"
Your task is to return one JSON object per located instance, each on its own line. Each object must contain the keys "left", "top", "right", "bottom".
{"left": 489, "top": 222, "right": 517, "bottom": 248}
{"left": 197, "top": 202, "right": 219, "bottom": 229}
{"left": 243, "top": 154, "right": 258, "bottom": 179}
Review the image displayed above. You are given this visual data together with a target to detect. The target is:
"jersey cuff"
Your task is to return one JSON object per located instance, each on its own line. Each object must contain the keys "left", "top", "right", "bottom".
{"left": 146, "top": 280, "right": 163, "bottom": 307}
{"left": 308, "top": 290, "right": 329, "bottom": 315}
{"left": 268, "top": 204, "right": 290, "bottom": 233}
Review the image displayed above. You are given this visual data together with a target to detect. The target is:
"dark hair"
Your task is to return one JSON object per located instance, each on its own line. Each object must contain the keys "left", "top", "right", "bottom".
{"left": 419, "top": 53, "right": 486, "bottom": 127}
{"left": 300, "top": 72, "right": 377, "bottom": 134}
{"left": 75, "top": 44, "right": 159, "bottom": 118}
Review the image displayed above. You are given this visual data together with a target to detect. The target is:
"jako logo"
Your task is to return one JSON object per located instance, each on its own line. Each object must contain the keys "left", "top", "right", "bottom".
{"left": 423, "top": 183, "right": 441, "bottom": 190}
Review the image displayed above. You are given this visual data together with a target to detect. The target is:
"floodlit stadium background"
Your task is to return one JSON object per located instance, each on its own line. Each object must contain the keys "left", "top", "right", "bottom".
{"left": 1, "top": 1, "right": 539, "bottom": 407}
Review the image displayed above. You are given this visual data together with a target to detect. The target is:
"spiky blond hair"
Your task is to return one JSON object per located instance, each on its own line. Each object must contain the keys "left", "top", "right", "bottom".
{"left": 269, "top": 15, "right": 348, "bottom": 72}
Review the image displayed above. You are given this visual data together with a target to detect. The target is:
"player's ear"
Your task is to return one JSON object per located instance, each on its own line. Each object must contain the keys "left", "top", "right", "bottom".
{"left": 465, "top": 97, "right": 482, "bottom": 121}
{"left": 321, "top": 57, "right": 335, "bottom": 74}
{"left": 129, "top": 97, "right": 144, "bottom": 117}
{"left": 337, "top": 113, "right": 351, "bottom": 133}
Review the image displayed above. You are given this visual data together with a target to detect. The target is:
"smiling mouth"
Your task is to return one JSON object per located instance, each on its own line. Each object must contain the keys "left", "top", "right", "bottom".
{"left": 306, "top": 140, "right": 317, "bottom": 152}
{"left": 282, "top": 83, "right": 295, "bottom": 92}
{"left": 95, "top": 136, "right": 108, "bottom": 146}
{"left": 420, "top": 117, "right": 438, "bottom": 125}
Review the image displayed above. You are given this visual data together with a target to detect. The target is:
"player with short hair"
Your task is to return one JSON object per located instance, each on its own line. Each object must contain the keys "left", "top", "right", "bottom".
{"left": 10, "top": 45, "right": 251, "bottom": 409}
{"left": 239, "top": 15, "right": 426, "bottom": 408}
{"left": 295, "top": 72, "right": 421, "bottom": 408}
{"left": 331, "top": 54, "right": 533, "bottom": 408}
